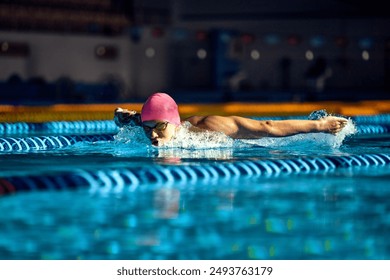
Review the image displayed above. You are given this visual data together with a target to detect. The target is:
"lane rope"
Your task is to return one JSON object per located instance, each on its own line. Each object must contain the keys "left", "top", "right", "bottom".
{"left": 0, "top": 134, "right": 114, "bottom": 152}
{"left": 1, "top": 153, "right": 389, "bottom": 196}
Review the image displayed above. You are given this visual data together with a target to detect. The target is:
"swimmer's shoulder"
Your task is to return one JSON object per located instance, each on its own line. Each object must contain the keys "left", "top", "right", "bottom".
{"left": 184, "top": 115, "right": 206, "bottom": 126}
{"left": 185, "top": 115, "right": 221, "bottom": 127}
{"left": 182, "top": 116, "right": 209, "bottom": 133}
{"left": 185, "top": 115, "right": 231, "bottom": 125}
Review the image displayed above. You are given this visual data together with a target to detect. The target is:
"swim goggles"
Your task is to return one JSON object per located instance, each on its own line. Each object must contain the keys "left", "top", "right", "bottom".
{"left": 142, "top": 121, "right": 169, "bottom": 133}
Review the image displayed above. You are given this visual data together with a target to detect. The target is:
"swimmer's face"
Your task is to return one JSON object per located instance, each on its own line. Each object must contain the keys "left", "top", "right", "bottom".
{"left": 142, "top": 120, "right": 177, "bottom": 146}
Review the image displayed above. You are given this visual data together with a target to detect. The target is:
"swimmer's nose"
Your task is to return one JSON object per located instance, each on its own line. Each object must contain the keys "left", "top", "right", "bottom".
{"left": 150, "top": 130, "right": 159, "bottom": 138}
{"left": 149, "top": 134, "right": 159, "bottom": 146}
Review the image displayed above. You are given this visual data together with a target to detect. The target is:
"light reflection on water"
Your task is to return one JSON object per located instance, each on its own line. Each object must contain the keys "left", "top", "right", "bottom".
{"left": 1, "top": 173, "right": 389, "bottom": 260}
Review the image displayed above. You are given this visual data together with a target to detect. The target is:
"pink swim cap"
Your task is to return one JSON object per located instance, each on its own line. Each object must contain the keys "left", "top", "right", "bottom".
{"left": 141, "top": 93, "right": 181, "bottom": 126}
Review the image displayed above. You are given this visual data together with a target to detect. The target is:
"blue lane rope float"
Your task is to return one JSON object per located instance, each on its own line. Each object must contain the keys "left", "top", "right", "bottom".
{"left": 356, "top": 124, "right": 390, "bottom": 134}
{"left": 352, "top": 114, "right": 390, "bottom": 124}
{"left": 43, "top": 120, "right": 118, "bottom": 134}
{"left": 0, "top": 134, "right": 114, "bottom": 152}
{"left": 0, "top": 120, "right": 118, "bottom": 135}
{"left": 1, "top": 153, "right": 389, "bottom": 196}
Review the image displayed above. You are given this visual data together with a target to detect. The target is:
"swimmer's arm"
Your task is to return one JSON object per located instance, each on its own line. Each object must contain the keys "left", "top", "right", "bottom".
{"left": 251, "top": 117, "right": 348, "bottom": 137}
{"left": 186, "top": 115, "right": 347, "bottom": 139}
{"left": 114, "top": 108, "right": 142, "bottom": 127}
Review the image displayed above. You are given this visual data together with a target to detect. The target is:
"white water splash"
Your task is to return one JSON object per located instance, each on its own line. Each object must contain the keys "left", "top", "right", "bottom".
{"left": 158, "top": 122, "right": 235, "bottom": 159}
{"left": 163, "top": 122, "right": 234, "bottom": 149}
{"left": 157, "top": 147, "right": 234, "bottom": 159}
{"left": 114, "top": 126, "right": 150, "bottom": 146}
{"left": 113, "top": 116, "right": 357, "bottom": 151}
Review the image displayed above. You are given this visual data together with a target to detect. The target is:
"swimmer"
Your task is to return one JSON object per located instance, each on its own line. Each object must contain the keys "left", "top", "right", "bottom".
{"left": 114, "top": 93, "right": 348, "bottom": 147}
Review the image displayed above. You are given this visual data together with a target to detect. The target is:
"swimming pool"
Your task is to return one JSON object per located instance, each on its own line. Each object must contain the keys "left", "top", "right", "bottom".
{"left": 0, "top": 114, "right": 389, "bottom": 260}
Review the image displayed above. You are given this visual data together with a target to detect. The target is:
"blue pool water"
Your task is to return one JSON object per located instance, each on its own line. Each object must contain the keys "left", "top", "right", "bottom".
{"left": 0, "top": 115, "right": 390, "bottom": 260}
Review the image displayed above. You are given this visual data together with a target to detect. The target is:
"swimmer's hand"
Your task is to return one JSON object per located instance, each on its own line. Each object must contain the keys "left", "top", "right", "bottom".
{"left": 319, "top": 116, "right": 348, "bottom": 134}
{"left": 114, "top": 107, "right": 142, "bottom": 127}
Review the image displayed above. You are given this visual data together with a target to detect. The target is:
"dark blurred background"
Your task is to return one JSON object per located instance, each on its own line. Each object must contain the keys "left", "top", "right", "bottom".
{"left": 0, "top": 0, "right": 389, "bottom": 104}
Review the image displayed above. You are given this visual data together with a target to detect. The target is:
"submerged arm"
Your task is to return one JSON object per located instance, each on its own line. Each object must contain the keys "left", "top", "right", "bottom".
{"left": 186, "top": 115, "right": 347, "bottom": 139}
